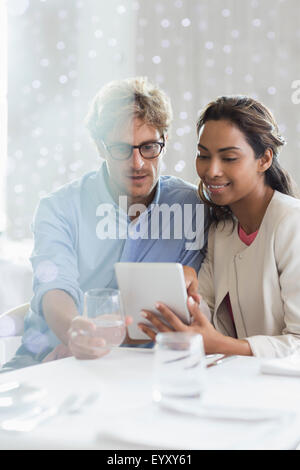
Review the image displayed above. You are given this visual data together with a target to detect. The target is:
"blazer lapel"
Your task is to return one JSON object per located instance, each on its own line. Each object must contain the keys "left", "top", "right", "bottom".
{"left": 212, "top": 223, "right": 247, "bottom": 337}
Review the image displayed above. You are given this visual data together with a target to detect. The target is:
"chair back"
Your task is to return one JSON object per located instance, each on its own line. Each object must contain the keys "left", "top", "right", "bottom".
{"left": 0, "top": 303, "right": 30, "bottom": 336}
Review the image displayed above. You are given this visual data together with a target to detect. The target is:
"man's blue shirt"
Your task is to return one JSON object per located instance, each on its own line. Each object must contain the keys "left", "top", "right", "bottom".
{"left": 22, "top": 162, "right": 208, "bottom": 356}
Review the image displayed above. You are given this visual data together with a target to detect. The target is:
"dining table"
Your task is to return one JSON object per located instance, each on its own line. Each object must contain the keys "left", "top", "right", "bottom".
{"left": 0, "top": 347, "right": 300, "bottom": 451}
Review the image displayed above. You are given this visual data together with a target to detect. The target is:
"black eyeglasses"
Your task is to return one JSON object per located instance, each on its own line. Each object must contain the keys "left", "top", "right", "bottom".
{"left": 103, "top": 139, "right": 165, "bottom": 161}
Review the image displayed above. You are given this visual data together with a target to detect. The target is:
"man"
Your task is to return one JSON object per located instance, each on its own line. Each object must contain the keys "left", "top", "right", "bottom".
{"left": 1, "top": 77, "right": 208, "bottom": 371}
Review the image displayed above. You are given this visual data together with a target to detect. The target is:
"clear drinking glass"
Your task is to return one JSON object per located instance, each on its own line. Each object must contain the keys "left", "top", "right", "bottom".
{"left": 152, "top": 332, "right": 206, "bottom": 403}
{"left": 83, "top": 288, "right": 126, "bottom": 348}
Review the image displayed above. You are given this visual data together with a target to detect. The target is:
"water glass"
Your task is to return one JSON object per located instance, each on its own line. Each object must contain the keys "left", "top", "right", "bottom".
{"left": 83, "top": 288, "right": 126, "bottom": 348}
{"left": 152, "top": 332, "right": 206, "bottom": 402}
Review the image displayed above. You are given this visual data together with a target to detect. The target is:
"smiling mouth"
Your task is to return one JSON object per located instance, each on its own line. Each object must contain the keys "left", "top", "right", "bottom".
{"left": 206, "top": 182, "right": 231, "bottom": 193}
{"left": 207, "top": 183, "right": 230, "bottom": 188}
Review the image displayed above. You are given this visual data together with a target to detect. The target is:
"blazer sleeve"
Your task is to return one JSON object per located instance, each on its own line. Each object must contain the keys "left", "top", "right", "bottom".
{"left": 247, "top": 209, "right": 300, "bottom": 357}
{"left": 197, "top": 225, "right": 215, "bottom": 321}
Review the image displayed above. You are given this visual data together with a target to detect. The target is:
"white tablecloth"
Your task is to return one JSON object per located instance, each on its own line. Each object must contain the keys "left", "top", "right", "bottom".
{"left": 1, "top": 350, "right": 300, "bottom": 450}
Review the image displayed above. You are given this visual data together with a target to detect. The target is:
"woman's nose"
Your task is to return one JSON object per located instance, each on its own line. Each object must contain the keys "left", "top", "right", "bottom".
{"left": 205, "top": 158, "right": 223, "bottom": 178}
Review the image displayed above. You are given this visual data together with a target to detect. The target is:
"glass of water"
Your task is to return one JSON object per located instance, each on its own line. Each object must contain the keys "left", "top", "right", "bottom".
{"left": 152, "top": 332, "right": 206, "bottom": 403}
{"left": 83, "top": 288, "right": 126, "bottom": 348}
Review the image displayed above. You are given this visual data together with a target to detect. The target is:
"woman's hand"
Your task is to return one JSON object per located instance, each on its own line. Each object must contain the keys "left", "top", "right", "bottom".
{"left": 138, "top": 296, "right": 226, "bottom": 354}
{"left": 137, "top": 265, "right": 200, "bottom": 341}
{"left": 138, "top": 296, "right": 223, "bottom": 353}
{"left": 138, "top": 297, "right": 252, "bottom": 356}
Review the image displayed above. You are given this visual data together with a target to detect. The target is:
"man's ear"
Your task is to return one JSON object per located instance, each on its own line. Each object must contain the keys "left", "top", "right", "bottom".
{"left": 258, "top": 148, "right": 273, "bottom": 173}
{"left": 162, "top": 133, "right": 168, "bottom": 155}
{"left": 95, "top": 140, "right": 107, "bottom": 159}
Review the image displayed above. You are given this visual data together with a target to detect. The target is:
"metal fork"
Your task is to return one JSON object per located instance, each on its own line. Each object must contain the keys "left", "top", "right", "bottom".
{"left": 66, "top": 392, "right": 100, "bottom": 414}
{"left": 0, "top": 392, "right": 100, "bottom": 432}
{"left": 206, "top": 355, "right": 237, "bottom": 368}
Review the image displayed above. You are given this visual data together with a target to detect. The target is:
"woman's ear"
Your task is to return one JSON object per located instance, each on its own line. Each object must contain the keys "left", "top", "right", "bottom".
{"left": 258, "top": 148, "right": 273, "bottom": 173}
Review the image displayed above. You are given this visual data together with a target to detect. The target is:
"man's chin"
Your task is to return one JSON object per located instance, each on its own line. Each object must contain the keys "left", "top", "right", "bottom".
{"left": 127, "top": 191, "right": 152, "bottom": 204}
{"left": 125, "top": 185, "right": 157, "bottom": 205}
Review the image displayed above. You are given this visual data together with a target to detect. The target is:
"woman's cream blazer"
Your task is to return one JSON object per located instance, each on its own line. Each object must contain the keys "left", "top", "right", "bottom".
{"left": 198, "top": 190, "right": 300, "bottom": 357}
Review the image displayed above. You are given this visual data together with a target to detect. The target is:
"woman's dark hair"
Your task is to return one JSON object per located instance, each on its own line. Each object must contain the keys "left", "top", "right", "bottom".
{"left": 196, "top": 95, "right": 296, "bottom": 223}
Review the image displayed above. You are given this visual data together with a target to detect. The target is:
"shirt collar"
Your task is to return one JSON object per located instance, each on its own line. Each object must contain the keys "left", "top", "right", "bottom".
{"left": 150, "top": 177, "right": 161, "bottom": 205}
{"left": 96, "top": 160, "right": 116, "bottom": 206}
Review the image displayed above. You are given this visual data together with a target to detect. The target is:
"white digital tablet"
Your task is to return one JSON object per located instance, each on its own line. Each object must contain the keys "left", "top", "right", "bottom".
{"left": 114, "top": 262, "right": 191, "bottom": 340}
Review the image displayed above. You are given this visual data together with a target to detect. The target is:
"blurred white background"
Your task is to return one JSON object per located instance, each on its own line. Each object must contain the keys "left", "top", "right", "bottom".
{"left": 2, "top": 0, "right": 300, "bottom": 240}
{"left": 0, "top": 0, "right": 300, "bottom": 311}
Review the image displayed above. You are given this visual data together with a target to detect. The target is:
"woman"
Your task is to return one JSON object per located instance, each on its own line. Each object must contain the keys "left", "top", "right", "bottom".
{"left": 138, "top": 95, "right": 300, "bottom": 358}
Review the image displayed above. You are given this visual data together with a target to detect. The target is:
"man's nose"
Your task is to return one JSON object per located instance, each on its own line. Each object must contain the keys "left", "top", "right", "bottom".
{"left": 130, "top": 148, "right": 145, "bottom": 170}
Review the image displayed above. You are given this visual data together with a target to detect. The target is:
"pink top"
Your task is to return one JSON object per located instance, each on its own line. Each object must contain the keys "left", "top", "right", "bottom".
{"left": 225, "top": 224, "right": 259, "bottom": 333}
{"left": 238, "top": 224, "right": 259, "bottom": 246}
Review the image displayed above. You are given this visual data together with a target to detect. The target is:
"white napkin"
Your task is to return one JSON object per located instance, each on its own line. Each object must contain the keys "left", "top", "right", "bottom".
{"left": 99, "top": 401, "right": 298, "bottom": 450}
{"left": 159, "top": 398, "right": 287, "bottom": 422}
{"left": 260, "top": 353, "right": 300, "bottom": 377}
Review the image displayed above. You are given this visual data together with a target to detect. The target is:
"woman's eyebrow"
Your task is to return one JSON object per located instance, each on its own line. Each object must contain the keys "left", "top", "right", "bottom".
{"left": 218, "top": 146, "right": 241, "bottom": 152}
{"left": 198, "top": 144, "right": 209, "bottom": 151}
{"left": 198, "top": 144, "right": 241, "bottom": 152}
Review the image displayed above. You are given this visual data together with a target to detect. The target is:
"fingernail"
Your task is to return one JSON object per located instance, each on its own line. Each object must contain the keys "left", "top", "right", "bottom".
{"left": 188, "top": 296, "right": 195, "bottom": 305}
{"left": 155, "top": 303, "right": 160, "bottom": 309}
{"left": 141, "top": 311, "right": 148, "bottom": 318}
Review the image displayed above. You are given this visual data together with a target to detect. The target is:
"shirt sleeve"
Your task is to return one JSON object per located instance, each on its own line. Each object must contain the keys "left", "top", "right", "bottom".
{"left": 246, "top": 209, "right": 300, "bottom": 357}
{"left": 29, "top": 192, "right": 83, "bottom": 317}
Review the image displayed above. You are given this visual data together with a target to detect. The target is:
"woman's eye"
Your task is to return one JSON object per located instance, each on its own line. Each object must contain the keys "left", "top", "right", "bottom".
{"left": 223, "top": 157, "right": 237, "bottom": 162}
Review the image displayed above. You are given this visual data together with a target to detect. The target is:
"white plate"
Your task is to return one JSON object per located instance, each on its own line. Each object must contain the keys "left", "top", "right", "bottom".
{"left": 0, "top": 382, "right": 47, "bottom": 416}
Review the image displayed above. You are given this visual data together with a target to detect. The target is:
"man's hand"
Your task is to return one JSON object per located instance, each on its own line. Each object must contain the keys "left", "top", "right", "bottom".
{"left": 42, "top": 344, "right": 72, "bottom": 363}
{"left": 67, "top": 315, "right": 134, "bottom": 360}
{"left": 67, "top": 316, "right": 110, "bottom": 360}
